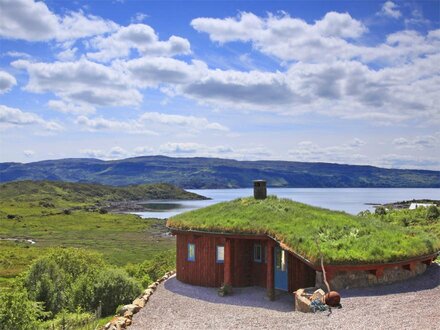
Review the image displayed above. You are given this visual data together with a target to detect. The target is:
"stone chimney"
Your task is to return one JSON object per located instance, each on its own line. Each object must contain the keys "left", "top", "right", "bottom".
{"left": 253, "top": 180, "right": 267, "bottom": 200}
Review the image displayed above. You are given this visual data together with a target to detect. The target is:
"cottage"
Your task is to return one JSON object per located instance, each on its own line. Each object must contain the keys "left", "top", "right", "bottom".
{"left": 167, "top": 181, "right": 438, "bottom": 299}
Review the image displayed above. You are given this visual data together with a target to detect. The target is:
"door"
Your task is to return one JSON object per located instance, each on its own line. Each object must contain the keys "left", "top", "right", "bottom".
{"left": 274, "top": 247, "right": 288, "bottom": 291}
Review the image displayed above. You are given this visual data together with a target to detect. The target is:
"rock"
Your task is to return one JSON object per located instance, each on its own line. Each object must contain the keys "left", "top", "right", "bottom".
{"left": 148, "top": 283, "right": 157, "bottom": 290}
{"left": 123, "top": 311, "right": 133, "bottom": 319}
{"left": 133, "top": 297, "right": 146, "bottom": 308}
{"left": 144, "top": 288, "right": 154, "bottom": 296}
{"left": 119, "top": 304, "right": 141, "bottom": 316}
{"left": 104, "top": 322, "right": 112, "bottom": 330}
{"left": 142, "top": 294, "right": 150, "bottom": 302}
{"left": 125, "top": 318, "right": 132, "bottom": 326}
{"left": 310, "top": 289, "right": 325, "bottom": 303}
{"left": 294, "top": 289, "right": 312, "bottom": 313}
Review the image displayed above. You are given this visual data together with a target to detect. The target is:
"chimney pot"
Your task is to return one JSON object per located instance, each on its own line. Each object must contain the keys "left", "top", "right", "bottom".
{"left": 253, "top": 180, "right": 267, "bottom": 200}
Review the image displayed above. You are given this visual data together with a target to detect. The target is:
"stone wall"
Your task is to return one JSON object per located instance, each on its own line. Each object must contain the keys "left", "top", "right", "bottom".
{"left": 316, "top": 262, "right": 428, "bottom": 290}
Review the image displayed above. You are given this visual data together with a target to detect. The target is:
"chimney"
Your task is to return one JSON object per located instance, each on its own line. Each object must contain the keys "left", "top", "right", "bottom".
{"left": 253, "top": 180, "right": 267, "bottom": 200}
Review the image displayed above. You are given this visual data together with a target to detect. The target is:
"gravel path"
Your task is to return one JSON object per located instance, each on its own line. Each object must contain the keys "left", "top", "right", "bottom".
{"left": 132, "top": 264, "right": 440, "bottom": 329}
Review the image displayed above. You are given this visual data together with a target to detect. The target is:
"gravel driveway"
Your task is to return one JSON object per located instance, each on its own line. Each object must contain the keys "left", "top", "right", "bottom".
{"left": 132, "top": 264, "right": 440, "bottom": 329}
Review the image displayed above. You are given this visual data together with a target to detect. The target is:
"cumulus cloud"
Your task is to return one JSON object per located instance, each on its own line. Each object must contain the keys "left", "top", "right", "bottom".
{"left": 379, "top": 1, "right": 402, "bottom": 19}
{"left": 12, "top": 59, "right": 142, "bottom": 107}
{"left": 288, "top": 139, "right": 367, "bottom": 164}
{"left": 392, "top": 135, "right": 439, "bottom": 149}
{"left": 47, "top": 100, "right": 95, "bottom": 115}
{"left": 0, "top": 0, "right": 118, "bottom": 42}
{"left": 191, "top": 11, "right": 438, "bottom": 65}
{"left": 75, "top": 111, "right": 227, "bottom": 134}
{"left": 0, "top": 70, "right": 16, "bottom": 94}
{"left": 191, "top": 11, "right": 367, "bottom": 62}
{"left": 86, "top": 23, "right": 190, "bottom": 62}
{"left": 139, "top": 112, "right": 228, "bottom": 131}
{"left": 80, "top": 146, "right": 129, "bottom": 160}
{"left": 0, "top": 104, "right": 63, "bottom": 131}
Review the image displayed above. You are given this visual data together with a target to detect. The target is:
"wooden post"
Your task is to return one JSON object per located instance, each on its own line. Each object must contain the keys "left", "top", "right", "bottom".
{"left": 266, "top": 240, "right": 275, "bottom": 300}
{"left": 224, "top": 238, "right": 233, "bottom": 293}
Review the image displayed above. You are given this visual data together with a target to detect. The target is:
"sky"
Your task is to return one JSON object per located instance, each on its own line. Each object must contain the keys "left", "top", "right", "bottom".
{"left": 0, "top": 0, "right": 439, "bottom": 170}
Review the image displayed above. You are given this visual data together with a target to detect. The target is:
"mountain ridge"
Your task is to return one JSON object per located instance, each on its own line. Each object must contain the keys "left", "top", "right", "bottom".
{"left": 0, "top": 155, "right": 438, "bottom": 188}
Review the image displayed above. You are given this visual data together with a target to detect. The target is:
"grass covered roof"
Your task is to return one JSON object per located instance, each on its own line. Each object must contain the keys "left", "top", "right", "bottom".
{"left": 167, "top": 196, "right": 439, "bottom": 265}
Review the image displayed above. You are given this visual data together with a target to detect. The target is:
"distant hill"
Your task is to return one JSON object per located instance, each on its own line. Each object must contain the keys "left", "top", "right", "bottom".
{"left": 0, "top": 180, "right": 206, "bottom": 204}
{"left": 0, "top": 156, "right": 439, "bottom": 188}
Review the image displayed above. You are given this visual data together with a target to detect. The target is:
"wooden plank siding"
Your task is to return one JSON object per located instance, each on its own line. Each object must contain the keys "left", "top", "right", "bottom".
{"left": 287, "top": 252, "right": 316, "bottom": 292}
{"left": 176, "top": 233, "right": 316, "bottom": 292}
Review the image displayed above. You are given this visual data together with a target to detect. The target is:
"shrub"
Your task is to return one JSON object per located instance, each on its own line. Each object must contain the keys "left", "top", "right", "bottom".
{"left": 375, "top": 206, "right": 387, "bottom": 215}
{"left": 99, "top": 208, "right": 108, "bottom": 214}
{"left": 63, "top": 209, "right": 72, "bottom": 215}
{"left": 0, "top": 285, "right": 43, "bottom": 330}
{"left": 73, "top": 269, "right": 141, "bottom": 316}
{"left": 426, "top": 205, "right": 439, "bottom": 220}
{"left": 24, "top": 249, "right": 106, "bottom": 316}
{"left": 25, "top": 248, "right": 141, "bottom": 318}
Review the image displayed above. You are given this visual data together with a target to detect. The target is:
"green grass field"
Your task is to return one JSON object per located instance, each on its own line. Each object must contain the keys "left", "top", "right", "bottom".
{"left": 168, "top": 196, "right": 440, "bottom": 265}
{"left": 0, "top": 181, "right": 180, "bottom": 288}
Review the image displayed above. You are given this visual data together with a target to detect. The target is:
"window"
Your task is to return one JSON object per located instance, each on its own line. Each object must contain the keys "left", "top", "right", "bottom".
{"left": 188, "top": 243, "right": 195, "bottom": 261}
{"left": 275, "top": 249, "right": 287, "bottom": 271}
{"left": 254, "top": 244, "right": 262, "bottom": 262}
{"left": 216, "top": 245, "right": 224, "bottom": 263}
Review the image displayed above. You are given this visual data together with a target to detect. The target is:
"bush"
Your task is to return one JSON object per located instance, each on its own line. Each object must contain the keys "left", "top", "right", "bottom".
{"left": 125, "top": 250, "right": 175, "bottom": 286}
{"left": 375, "top": 206, "right": 387, "bottom": 215}
{"left": 73, "top": 269, "right": 141, "bottom": 316}
{"left": 426, "top": 205, "right": 439, "bottom": 220}
{"left": 24, "top": 248, "right": 141, "bottom": 318}
{"left": 0, "top": 285, "right": 43, "bottom": 330}
{"left": 39, "top": 310, "right": 95, "bottom": 329}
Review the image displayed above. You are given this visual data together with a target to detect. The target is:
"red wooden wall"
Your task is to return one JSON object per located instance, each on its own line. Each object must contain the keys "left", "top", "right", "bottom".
{"left": 287, "top": 253, "right": 316, "bottom": 292}
{"left": 176, "top": 233, "right": 315, "bottom": 292}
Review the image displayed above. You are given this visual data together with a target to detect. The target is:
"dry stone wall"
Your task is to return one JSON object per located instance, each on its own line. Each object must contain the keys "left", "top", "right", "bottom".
{"left": 316, "top": 262, "right": 428, "bottom": 290}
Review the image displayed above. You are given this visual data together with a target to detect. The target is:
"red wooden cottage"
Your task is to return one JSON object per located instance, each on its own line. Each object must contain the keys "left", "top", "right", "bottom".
{"left": 167, "top": 180, "right": 438, "bottom": 300}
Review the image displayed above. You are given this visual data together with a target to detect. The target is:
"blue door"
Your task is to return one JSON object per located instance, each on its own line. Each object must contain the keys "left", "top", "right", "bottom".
{"left": 274, "top": 247, "right": 288, "bottom": 291}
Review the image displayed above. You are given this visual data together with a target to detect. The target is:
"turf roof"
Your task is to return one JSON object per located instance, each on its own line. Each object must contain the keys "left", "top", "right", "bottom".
{"left": 167, "top": 196, "right": 439, "bottom": 265}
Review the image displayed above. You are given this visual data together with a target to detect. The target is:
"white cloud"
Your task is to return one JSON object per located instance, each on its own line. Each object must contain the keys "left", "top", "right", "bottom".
{"left": 379, "top": 1, "right": 401, "bottom": 19}
{"left": 48, "top": 100, "right": 95, "bottom": 115}
{"left": 288, "top": 139, "right": 367, "bottom": 164}
{"left": 75, "top": 111, "right": 227, "bottom": 134}
{"left": 12, "top": 59, "right": 142, "bottom": 107}
{"left": 191, "top": 11, "right": 438, "bottom": 65}
{"left": 139, "top": 112, "right": 228, "bottom": 131}
{"left": 3, "top": 51, "right": 31, "bottom": 59}
{"left": 75, "top": 115, "right": 155, "bottom": 135}
{"left": 392, "top": 135, "right": 439, "bottom": 149}
{"left": 191, "top": 11, "right": 366, "bottom": 62}
{"left": 0, "top": 70, "right": 16, "bottom": 94}
{"left": 0, "top": 0, "right": 118, "bottom": 42}
{"left": 56, "top": 48, "right": 77, "bottom": 61}
{"left": 0, "top": 104, "right": 63, "bottom": 131}
{"left": 80, "top": 146, "right": 129, "bottom": 160}
{"left": 86, "top": 23, "right": 191, "bottom": 62}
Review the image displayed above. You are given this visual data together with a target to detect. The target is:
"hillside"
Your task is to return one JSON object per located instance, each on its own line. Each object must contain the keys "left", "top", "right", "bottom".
{"left": 0, "top": 180, "right": 206, "bottom": 205}
{"left": 1, "top": 156, "right": 439, "bottom": 188}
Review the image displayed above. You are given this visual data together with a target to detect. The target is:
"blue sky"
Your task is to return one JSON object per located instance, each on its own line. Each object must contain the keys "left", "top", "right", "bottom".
{"left": 0, "top": 0, "right": 439, "bottom": 169}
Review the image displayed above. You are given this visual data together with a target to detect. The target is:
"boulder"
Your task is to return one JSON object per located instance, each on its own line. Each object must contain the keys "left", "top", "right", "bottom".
{"left": 148, "top": 283, "right": 157, "bottom": 290}
{"left": 310, "top": 289, "right": 325, "bottom": 303}
{"left": 142, "top": 295, "right": 150, "bottom": 302}
{"left": 295, "top": 289, "right": 312, "bottom": 313}
{"left": 119, "top": 304, "right": 141, "bottom": 316}
{"left": 144, "top": 288, "right": 154, "bottom": 296}
{"left": 133, "top": 297, "right": 146, "bottom": 308}
{"left": 123, "top": 311, "right": 133, "bottom": 319}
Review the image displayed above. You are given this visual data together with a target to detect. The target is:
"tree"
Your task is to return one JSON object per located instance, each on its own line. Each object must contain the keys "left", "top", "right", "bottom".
{"left": 426, "top": 205, "right": 439, "bottom": 220}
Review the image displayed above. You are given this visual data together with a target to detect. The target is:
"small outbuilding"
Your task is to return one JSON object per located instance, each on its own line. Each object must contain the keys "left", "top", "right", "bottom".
{"left": 167, "top": 181, "right": 438, "bottom": 299}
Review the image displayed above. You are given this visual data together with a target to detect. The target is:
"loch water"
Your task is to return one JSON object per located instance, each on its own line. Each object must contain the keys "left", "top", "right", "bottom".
{"left": 133, "top": 188, "right": 440, "bottom": 219}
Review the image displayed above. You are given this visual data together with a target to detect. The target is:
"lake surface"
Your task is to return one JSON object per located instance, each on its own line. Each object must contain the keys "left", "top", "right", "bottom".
{"left": 133, "top": 188, "right": 440, "bottom": 219}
